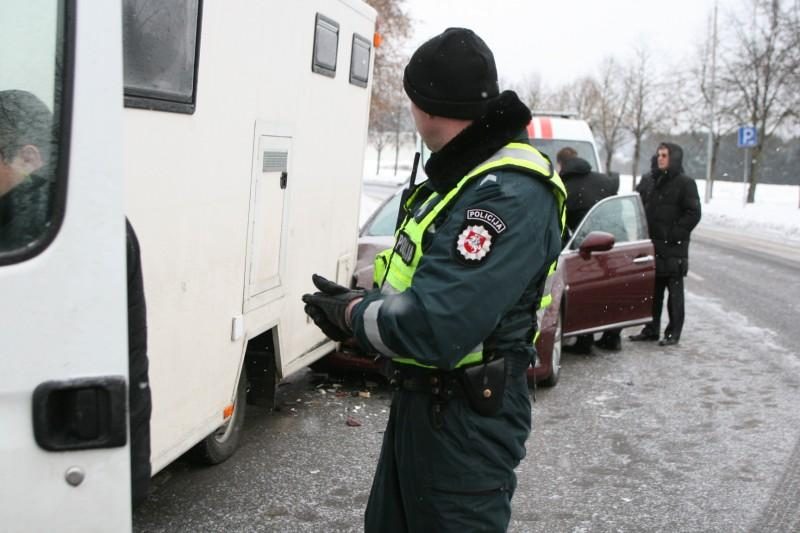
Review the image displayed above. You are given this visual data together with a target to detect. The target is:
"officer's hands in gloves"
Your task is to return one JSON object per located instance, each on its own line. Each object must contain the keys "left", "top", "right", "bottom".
{"left": 302, "top": 274, "right": 365, "bottom": 342}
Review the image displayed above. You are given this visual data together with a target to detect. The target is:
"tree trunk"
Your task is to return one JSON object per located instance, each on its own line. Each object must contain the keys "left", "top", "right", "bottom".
{"left": 605, "top": 150, "right": 613, "bottom": 175}
{"left": 631, "top": 138, "right": 641, "bottom": 190}
{"left": 708, "top": 134, "right": 720, "bottom": 200}
{"left": 746, "top": 145, "right": 761, "bottom": 204}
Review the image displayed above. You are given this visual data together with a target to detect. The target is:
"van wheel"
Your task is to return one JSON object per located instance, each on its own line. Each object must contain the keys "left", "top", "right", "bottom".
{"left": 188, "top": 370, "right": 248, "bottom": 465}
{"left": 539, "top": 310, "right": 562, "bottom": 388}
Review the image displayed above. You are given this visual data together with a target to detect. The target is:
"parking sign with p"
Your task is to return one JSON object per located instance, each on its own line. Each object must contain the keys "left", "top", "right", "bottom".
{"left": 738, "top": 126, "right": 758, "bottom": 148}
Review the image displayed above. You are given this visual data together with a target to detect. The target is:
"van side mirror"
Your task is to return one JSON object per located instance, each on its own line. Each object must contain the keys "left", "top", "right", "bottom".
{"left": 578, "top": 231, "right": 615, "bottom": 260}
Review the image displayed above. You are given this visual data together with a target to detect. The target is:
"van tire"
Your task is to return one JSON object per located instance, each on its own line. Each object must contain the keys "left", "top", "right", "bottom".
{"left": 188, "top": 370, "right": 248, "bottom": 465}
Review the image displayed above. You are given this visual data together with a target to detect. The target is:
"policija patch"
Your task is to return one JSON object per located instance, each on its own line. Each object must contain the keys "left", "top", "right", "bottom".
{"left": 394, "top": 230, "right": 416, "bottom": 265}
{"left": 454, "top": 208, "right": 506, "bottom": 265}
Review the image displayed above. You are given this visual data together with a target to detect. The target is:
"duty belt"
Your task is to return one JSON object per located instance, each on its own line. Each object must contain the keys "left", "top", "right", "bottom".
{"left": 390, "top": 364, "right": 463, "bottom": 399}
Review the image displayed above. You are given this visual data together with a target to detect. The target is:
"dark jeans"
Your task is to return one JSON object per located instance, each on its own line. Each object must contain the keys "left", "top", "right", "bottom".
{"left": 651, "top": 275, "right": 685, "bottom": 340}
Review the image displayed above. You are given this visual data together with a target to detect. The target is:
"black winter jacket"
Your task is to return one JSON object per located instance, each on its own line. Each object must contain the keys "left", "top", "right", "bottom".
{"left": 0, "top": 173, "right": 53, "bottom": 252}
{"left": 559, "top": 157, "right": 616, "bottom": 233}
{"left": 635, "top": 143, "right": 701, "bottom": 276}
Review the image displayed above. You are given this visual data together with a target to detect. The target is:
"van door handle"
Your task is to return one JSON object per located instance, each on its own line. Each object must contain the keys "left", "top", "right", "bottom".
{"left": 32, "top": 377, "right": 127, "bottom": 451}
{"left": 632, "top": 255, "right": 654, "bottom": 264}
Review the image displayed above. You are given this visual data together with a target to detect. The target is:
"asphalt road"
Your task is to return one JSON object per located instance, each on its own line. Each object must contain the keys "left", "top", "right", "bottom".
{"left": 133, "top": 223, "right": 800, "bottom": 532}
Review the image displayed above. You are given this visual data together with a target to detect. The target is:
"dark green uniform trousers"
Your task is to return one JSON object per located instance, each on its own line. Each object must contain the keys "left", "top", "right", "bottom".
{"left": 364, "top": 370, "right": 531, "bottom": 532}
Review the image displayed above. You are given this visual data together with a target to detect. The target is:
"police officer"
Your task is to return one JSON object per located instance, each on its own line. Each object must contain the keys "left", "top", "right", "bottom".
{"left": 303, "top": 28, "right": 565, "bottom": 532}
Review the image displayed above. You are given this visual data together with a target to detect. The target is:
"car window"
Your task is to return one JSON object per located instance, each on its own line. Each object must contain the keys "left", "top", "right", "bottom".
{"left": 571, "top": 195, "right": 647, "bottom": 249}
{"left": 530, "top": 139, "right": 598, "bottom": 171}
{"left": 364, "top": 192, "right": 402, "bottom": 237}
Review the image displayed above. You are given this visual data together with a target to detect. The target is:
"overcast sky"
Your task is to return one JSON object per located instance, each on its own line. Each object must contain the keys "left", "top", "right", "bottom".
{"left": 402, "top": 0, "right": 721, "bottom": 88}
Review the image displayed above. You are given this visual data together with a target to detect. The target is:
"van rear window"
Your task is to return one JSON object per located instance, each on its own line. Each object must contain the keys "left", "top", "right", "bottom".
{"left": 530, "top": 140, "right": 599, "bottom": 172}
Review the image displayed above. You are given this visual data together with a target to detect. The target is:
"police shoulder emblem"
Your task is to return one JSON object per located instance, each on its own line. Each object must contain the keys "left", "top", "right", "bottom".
{"left": 456, "top": 224, "right": 493, "bottom": 262}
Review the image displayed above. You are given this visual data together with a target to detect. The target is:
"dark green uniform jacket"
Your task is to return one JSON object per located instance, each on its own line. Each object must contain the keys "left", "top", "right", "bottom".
{"left": 352, "top": 91, "right": 563, "bottom": 533}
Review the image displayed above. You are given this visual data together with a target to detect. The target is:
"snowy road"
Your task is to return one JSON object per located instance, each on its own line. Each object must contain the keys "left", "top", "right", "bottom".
{"left": 133, "top": 223, "right": 800, "bottom": 533}
{"left": 692, "top": 224, "right": 800, "bottom": 351}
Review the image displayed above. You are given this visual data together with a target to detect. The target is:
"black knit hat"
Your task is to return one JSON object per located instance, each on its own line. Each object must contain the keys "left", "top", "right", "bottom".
{"left": 403, "top": 28, "right": 499, "bottom": 120}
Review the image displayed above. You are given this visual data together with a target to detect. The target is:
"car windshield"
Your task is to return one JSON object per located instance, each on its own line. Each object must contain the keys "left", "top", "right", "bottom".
{"left": 363, "top": 192, "right": 402, "bottom": 237}
{"left": 530, "top": 139, "right": 599, "bottom": 171}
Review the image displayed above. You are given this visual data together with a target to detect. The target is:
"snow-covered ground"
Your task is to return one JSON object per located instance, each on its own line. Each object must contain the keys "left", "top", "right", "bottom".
{"left": 361, "top": 153, "right": 800, "bottom": 244}
{"left": 618, "top": 176, "right": 800, "bottom": 244}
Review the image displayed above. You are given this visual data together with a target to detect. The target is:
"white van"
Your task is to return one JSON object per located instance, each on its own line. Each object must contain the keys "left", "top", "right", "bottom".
{"left": 526, "top": 113, "right": 604, "bottom": 172}
{"left": 0, "top": 0, "right": 375, "bottom": 529}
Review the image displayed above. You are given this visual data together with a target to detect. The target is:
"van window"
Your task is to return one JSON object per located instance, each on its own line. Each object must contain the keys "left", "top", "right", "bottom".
{"left": 531, "top": 139, "right": 599, "bottom": 172}
{"left": 349, "top": 34, "right": 371, "bottom": 88}
{"left": 123, "top": 0, "right": 202, "bottom": 114}
{"left": 312, "top": 14, "right": 339, "bottom": 78}
{"left": 0, "top": 0, "right": 70, "bottom": 263}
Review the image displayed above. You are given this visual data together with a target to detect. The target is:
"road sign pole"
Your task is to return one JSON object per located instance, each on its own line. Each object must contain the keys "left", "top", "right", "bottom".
{"left": 737, "top": 125, "right": 757, "bottom": 205}
{"left": 742, "top": 147, "right": 750, "bottom": 206}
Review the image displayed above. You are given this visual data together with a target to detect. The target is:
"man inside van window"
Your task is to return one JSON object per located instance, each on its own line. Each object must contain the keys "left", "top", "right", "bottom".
{"left": 0, "top": 89, "right": 55, "bottom": 252}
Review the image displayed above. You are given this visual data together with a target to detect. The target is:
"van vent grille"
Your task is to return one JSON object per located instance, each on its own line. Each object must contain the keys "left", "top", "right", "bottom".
{"left": 263, "top": 151, "right": 288, "bottom": 173}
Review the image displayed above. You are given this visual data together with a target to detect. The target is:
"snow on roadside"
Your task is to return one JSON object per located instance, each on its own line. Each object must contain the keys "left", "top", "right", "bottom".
{"left": 618, "top": 175, "right": 800, "bottom": 244}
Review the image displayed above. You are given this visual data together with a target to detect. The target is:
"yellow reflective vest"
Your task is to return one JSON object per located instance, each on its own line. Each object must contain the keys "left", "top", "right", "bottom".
{"left": 373, "top": 142, "right": 566, "bottom": 369}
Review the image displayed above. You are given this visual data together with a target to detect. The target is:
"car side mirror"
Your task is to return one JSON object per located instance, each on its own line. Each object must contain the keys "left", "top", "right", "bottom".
{"left": 578, "top": 231, "right": 615, "bottom": 260}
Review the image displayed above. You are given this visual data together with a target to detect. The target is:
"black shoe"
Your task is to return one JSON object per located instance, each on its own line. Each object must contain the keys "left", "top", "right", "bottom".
{"left": 629, "top": 331, "right": 658, "bottom": 342}
{"left": 564, "top": 335, "right": 593, "bottom": 354}
{"left": 595, "top": 335, "right": 622, "bottom": 351}
{"left": 658, "top": 336, "right": 679, "bottom": 346}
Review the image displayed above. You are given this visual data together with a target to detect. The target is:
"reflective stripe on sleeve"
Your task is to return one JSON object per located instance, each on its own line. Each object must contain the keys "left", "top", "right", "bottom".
{"left": 363, "top": 300, "right": 400, "bottom": 358}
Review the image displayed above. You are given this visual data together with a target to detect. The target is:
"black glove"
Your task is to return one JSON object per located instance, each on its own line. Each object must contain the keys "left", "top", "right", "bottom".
{"left": 302, "top": 274, "right": 365, "bottom": 342}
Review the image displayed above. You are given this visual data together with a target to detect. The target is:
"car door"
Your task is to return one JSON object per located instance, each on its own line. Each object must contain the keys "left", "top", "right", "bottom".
{"left": 0, "top": 1, "right": 131, "bottom": 530}
{"left": 561, "top": 194, "right": 655, "bottom": 335}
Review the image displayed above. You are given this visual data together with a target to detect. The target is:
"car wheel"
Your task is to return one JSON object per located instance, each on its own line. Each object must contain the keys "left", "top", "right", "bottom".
{"left": 188, "top": 369, "right": 248, "bottom": 465}
{"left": 539, "top": 310, "right": 562, "bottom": 388}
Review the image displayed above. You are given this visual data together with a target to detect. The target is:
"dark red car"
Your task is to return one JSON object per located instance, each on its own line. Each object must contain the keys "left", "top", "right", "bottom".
{"left": 326, "top": 188, "right": 655, "bottom": 387}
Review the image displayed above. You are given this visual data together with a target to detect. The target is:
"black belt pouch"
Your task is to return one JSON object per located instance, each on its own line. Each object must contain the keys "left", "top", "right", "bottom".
{"left": 458, "top": 357, "right": 506, "bottom": 416}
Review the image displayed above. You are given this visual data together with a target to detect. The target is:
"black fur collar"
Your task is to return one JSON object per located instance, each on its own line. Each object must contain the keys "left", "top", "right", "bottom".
{"left": 424, "top": 90, "right": 532, "bottom": 194}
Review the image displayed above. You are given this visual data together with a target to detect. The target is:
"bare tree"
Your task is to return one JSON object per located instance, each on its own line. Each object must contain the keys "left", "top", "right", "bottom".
{"left": 717, "top": 0, "right": 800, "bottom": 202}
{"left": 679, "top": 5, "right": 741, "bottom": 201}
{"left": 510, "top": 73, "right": 546, "bottom": 111}
{"left": 390, "top": 102, "right": 414, "bottom": 175}
{"left": 365, "top": 0, "right": 412, "bottom": 168}
{"left": 368, "top": 129, "right": 391, "bottom": 174}
{"left": 588, "top": 58, "right": 631, "bottom": 173}
{"left": 545, "top": 77, "right": 601, "bottom": 119}
{"left": 623, "top": 45, "right": 667, "bottom": 188}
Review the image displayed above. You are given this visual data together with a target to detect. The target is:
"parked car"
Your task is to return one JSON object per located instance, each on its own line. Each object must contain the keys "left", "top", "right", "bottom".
{"left": 323, "top": 185, "right": 656, "bottom": 387}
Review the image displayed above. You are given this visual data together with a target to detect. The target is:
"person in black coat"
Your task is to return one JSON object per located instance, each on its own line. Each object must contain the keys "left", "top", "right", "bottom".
{"left": 630, "top": 142, "right": 701, "bottom": 346}
{"left": 556, "top": 147, "right": 623, "bottom": 352}
{"left": 557, "top": 147, "right": 616, "bottom": 234}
